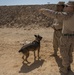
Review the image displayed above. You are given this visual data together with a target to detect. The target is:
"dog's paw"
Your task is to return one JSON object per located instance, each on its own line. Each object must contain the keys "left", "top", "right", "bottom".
{"left": 38, "top": 57, "right": 41, "bottom": 60}
{"left": 25, "top": 60, "right": 31, "bottom": 64}
{"left": 27, "top": 61, "right": 31, "bottom": 64}
{"left": 22, "top": 61, "right": 24, "bottom": 64}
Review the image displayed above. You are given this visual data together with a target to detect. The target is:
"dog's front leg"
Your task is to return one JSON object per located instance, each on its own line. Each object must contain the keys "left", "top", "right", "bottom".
{"left": 38, "top": 47, "right": 40, "bottom": 60}
{"left": 34, "top": 51, "right": 36, "bottom": 61}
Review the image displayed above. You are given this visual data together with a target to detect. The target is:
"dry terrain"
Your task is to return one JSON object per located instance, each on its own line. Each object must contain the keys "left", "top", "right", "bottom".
{"left": 0, "top": 27, "right": 74, "bottom": 75}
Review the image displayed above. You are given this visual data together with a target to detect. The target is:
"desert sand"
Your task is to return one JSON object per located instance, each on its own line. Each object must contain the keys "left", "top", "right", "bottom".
{"left": 0, "top": 27, "right": 74, "bottom": 75}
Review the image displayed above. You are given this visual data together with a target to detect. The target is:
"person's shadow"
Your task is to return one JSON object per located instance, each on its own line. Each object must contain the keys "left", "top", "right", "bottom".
{"left": 54, "top": 55, "right": 74, "bottom": 75}
{"left": 19, "top": 59, "right": 44, "bottom": 73}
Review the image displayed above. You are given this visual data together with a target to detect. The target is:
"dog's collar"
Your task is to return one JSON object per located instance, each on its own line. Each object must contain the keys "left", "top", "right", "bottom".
{"left": 33, "top": 40, "right": 40, "bottom": 43}
{"left": 35, "top": 40, "right": 40, "bottom": 42}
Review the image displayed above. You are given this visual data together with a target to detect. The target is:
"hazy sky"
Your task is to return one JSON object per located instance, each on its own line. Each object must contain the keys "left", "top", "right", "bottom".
{"left": 0, "top": 0, "right": 70, "bottom": 6}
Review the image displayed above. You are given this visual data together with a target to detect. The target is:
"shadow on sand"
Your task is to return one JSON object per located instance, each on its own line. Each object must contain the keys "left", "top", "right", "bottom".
{"left": 68, "top": 70, "right": 74, "bottom": 75}
{"left": 19, "top": 59, "right": 44, "bottom": 73}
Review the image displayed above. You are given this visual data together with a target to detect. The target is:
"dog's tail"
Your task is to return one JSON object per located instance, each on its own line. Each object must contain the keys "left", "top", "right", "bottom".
{"left": 18, "top": 49, "right": 22, "bottom": 53}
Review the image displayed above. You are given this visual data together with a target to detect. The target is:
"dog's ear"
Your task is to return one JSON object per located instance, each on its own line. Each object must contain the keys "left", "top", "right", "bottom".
{"left": 34, "top": 35, "right": 37, "bottom": 37}
{"left": 38, "top": 35, "right": 42, "bottom": 39}
{"left": 38, "top": 34, "right": 41, "bottom": 37}
{"left": 38, "top": 34, "right": 39, "bottom": 36}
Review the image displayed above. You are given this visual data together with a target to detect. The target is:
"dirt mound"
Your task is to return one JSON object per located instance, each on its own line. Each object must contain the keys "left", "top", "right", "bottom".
{"left": 0, "top": 4, "right": 56, "bottom": 28}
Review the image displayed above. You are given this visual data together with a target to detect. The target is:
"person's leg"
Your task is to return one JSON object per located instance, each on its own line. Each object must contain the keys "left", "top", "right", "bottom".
{"left": 68, "top": 44, "right": 73, "bottom": 71}
{"left": 68, "top": 37, "right": 74, "bottom": 71}
{"left": 60, "top": 36, "right": 70, "bottom": 74}
{"left": 53, "top": 31, "right": 58, "bottom": 56}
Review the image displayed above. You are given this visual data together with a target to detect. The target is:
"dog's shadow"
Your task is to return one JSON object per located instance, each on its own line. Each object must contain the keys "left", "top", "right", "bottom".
{"left": 19, "top": 59, "right": 44, "bottom": 73}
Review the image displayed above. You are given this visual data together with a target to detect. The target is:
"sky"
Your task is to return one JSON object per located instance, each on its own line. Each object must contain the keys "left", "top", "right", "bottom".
{"left": 0, "top": 0, "right": 70, "bottom": 6}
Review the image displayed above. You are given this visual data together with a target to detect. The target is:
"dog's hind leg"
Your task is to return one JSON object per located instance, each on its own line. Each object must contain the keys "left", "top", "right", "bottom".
{"left": 25, "top": 52, "right": 29, "bottom": 63}
{"left": 34, "top": 51, "right": 36, "bottom": 61}
{"left": 22, "top": 55, "right": 24, "bottom": 60}
{"left": 22, "top": 55, "right": 25, "bottom": 63}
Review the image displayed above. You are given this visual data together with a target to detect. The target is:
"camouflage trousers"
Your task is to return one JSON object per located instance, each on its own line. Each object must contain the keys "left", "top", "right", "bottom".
{"left": 53, "top": 30, "right": 62, "bottom": 54}
{"left": 60, "top": 35, "right": 74, "bottom": 68}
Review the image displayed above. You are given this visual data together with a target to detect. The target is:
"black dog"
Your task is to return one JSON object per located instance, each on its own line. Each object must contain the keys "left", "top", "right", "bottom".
{"left": 19, "top": 35, "right": 42, "bottom": 63}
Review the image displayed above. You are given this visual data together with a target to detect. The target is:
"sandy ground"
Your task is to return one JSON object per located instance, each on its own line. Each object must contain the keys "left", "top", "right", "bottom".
{"left": 0, "top": 27, "right": 74, "bottom": 75}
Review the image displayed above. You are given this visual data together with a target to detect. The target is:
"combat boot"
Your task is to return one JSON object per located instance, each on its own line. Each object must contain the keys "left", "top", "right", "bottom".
{"left": 53, "top": 52, "right": 57, "bottom": 56}
{"left": 60, "top": 67, "right": 68, "bottom": 74}
{"left": 51, "top": 53, "right": 57, "bottom": 56}
{"left": 51, "top": 49, "right": 58, "bottom": 56}
{"left": 68, "top": 65, "right": 71, "bottom": 71}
